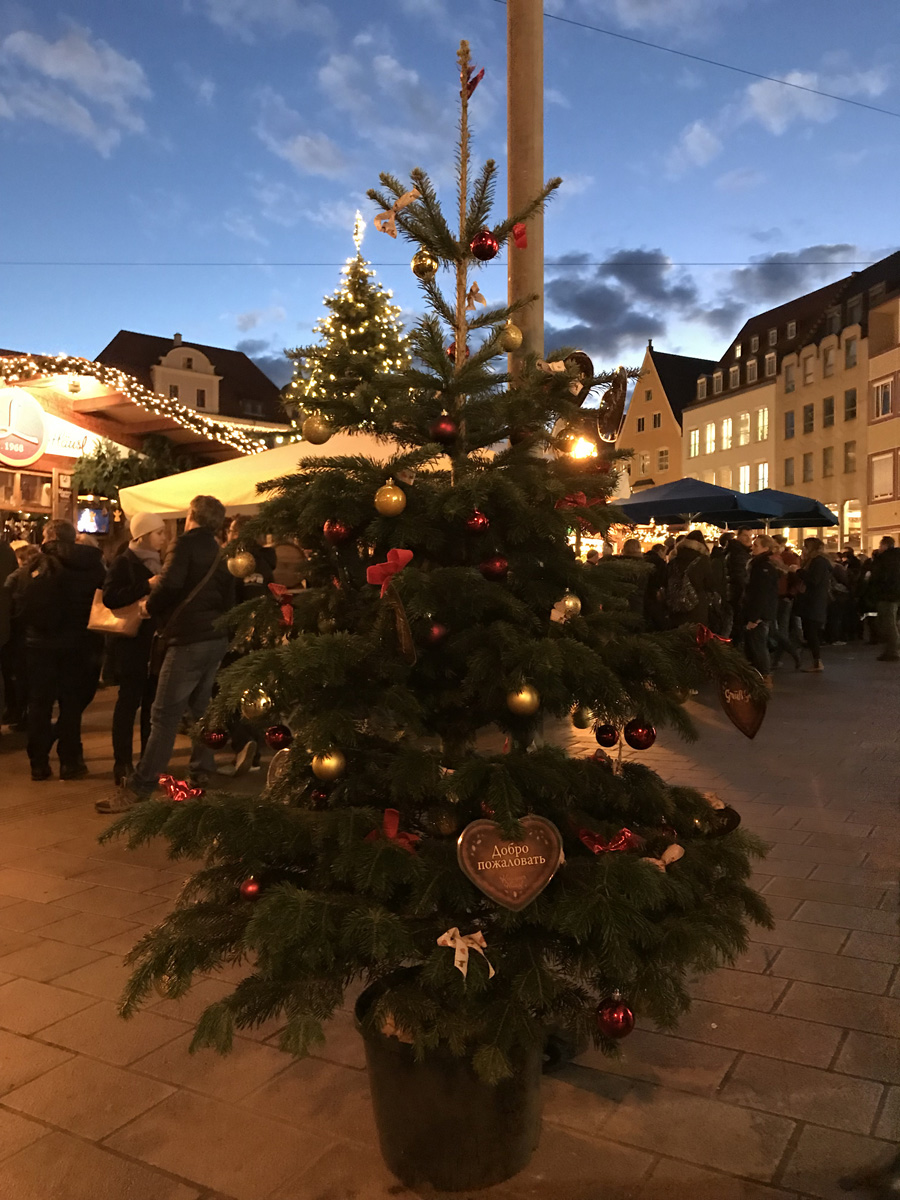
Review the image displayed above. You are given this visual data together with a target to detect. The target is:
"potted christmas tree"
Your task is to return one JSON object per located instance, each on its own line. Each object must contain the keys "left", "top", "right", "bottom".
{"left": 105, "top": 41, "right": 771, "bottom": 1193}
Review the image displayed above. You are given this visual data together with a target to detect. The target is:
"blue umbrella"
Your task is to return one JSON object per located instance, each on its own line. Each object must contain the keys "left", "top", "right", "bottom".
{"left": 749, "top": 488, "right": 839, "bottom": 527}
{"left": 617, "top": 477, "right": 783, "bottom": 527}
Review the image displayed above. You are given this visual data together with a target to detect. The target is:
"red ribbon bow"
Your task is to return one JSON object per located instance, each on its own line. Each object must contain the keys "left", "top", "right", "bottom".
{"left": 366, "top": 548, "right": 413, "bottom": 596}
{"left": 578, "top": 827, "right": 644, "bottom": 854}
{"left": 696, "top": 625, "right": 730, "bottom": 647}
{"left": 466, "top": 66, "right": 484, "bottom": 98}
{"left": 512, "top": 222, "right": 528, "bottom": 249}
{"left": 268, "top": 583, "right": 294, "bottom": 628}
{"left": 366, "top": 808, "right": 420, "bottom": 853}
{"left": 555, "top": 492, "right": 603, "bottom": 511}
{"left": 159, "top": 774, "right": 204, "bottom": 803}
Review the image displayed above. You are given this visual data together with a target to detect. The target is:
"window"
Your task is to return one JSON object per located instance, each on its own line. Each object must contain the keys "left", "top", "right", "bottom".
{"left": 657, "top": 448, "right": 669, "bottom": 472}
{"left": 697, "top": 377, "right": 707, "bottom": 400}
{"left": 823, "top": 396, "right": 834, "bottom": 427}
{"left": 713, "top": 372, "right": 723, "bottom": 394}
{"left": 826, "top": 310, "right": 841, "bottom": 336}
{"left": 874, "top": 380, "right": 892, "bottom": 418}
{"left": 787, "top": 320, "right": 797, "bottom": 340}
{"left": 823, "top": 346, "right": 835, "bottom": 377}
{"left": 845, "top": 336, "right": 857, "bottom": 369}
{"left": 847, "top": 295, "right": 862, "bottom": 327}
{"left": 756, "top": 407, "right": 769, "bottom": 441}
{"left": 705, "top": 422, "right": 716, "bottom": 454}
{"left": 184, "top": 356, "right": 193, "bottom": 370}
{"left": 750, "top": 335, "right": 759, "bottom": 353}
{"left": 645, "top": 389, "right": 652, "bottom": 403}
{"left": 765, "top": 352, "right": 776, "bottom": 377}
{"left": 784, "top": 410, "right": 795, "bottom": 439}
{"left": 652, "top": 412, "right": 661, "bottom": 429}
{"left": 721, "top": 417, "right": 733, "bottom": 450}
{"left": 844, "top": 440, "right": 856, "bottom": 474}
{"left": 784, "top": 363, "right": 795, "bottom": 393}
{"left": 870, "top": 282, "right": 886, "bottom": 305}
{"left": 746, "top": 358, "right": 758, "bottom": 383}
{"left": 823, "top": 447, "right": 834, "bottom": 478}
{"left": 802, "top": 452, "right": 813, "bottom": 483}
{"left": 636, "top": 417, "right": 645, "bottom": 432}
{"left": 168, "top": 384, "right": 179, "bottom": 399}
{"left": 639, "top": 452, "right": 650, "bottom": 475}
{"left": 689, "top": 429, "right": 700, "bottom": 458}
{"left": 719, "top": 466, "right": 733, "bottom": 489}
{"left": 729, "top": 365, "right": 740, "bottom": 388}
{"left": 734, "top": 343, "right": 742, "bottom": 359}
{"left": 872, "top": 453, "right": 894, "bottom": 500}
{"left": 738, "top": 412, "right": 750, "bottom": 446}
{"left": 803, "top": 355, "right": 814, "bottom": 385}
{"left": 196, "top": 388, "right": 206, "bottom": 409}
{"left": 803, "top": 403, "right": 814, "bottom": 434}
{"left": 768, "top": 327, "right": 778, "bottom": 347}
{"left": 757, "top": 462, "right": 769, "bottom": 489}
{"left": 738, "top": 465, "right": 750, "bottom": 493}
{"left": 784, "top": 457, "right": 795, "bottom": 486}
{"left": 844, "top": 388, "right": 857, "bottom": 421}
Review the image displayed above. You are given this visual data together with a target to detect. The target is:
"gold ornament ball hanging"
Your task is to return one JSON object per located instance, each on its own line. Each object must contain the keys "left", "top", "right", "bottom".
{"left": 562, "top": 592, "right": 582, "bottom": 617}
{"left": 374, "top": 481, "right": 407, "bottom": 516}
{"left": 311, "top": 750, "right": 346, "bottom": 781}
{"left": 241, "top": 686, "right": 274, "bottom": 721}
{"left": 302, "top": 414, "right": 332, "bottom": 445}
{"left": 411, "top": 249, "right": 439, "bottom": 282}
{"left": 499, "top": 322, "right": 523, "bottom": 352}
{"left": 227, "top": 550, "right": 256, "bottom": 579}
{"left": 507, "top": 684, "right": 541, "bottom": 717}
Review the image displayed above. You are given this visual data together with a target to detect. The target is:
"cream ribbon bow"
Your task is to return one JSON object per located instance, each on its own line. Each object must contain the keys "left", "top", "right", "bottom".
{"left": 536, "top": 359, "right": 566, "bottom": 375}
{"left": 466, "top": 282, "right": 487, "bottom": 310}
{"left": 437, "top": 927, "right": 496, "bottom": 979}
{"left": 373, "top": 188, "right": 421, "bottom": 238}
{"left": 644, "top": 844, "right": 685, "bottom": 872}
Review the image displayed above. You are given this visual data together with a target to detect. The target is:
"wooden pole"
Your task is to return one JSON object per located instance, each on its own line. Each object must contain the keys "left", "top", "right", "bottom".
{"left": 507, "top": 0, "right": 544, "bottom": 366}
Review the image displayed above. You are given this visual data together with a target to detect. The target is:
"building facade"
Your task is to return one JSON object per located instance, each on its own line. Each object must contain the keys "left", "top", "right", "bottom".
{"left": 865, "top": 294, "right": 900, "bottom": 545}
{"left": 682, "top": 377, "right": 775, "bottom": 495}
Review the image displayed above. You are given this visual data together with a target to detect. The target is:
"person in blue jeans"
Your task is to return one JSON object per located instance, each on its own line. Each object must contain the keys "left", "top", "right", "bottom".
{"left": 96, "top": 495, "right": 235, "bottom": 814}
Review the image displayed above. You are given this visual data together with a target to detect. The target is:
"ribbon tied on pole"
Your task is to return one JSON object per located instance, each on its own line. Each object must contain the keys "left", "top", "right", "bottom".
{"left": 466, "top": 65, "right": 485, "bottom": 98}
{"left": 437, "top": 927, "right": 495, "bottom": 979}
{"left": 366, "top": 548, "right": 413, "bottom": 597}
{"left": 365, "top": 808, "right": 420, "bottom": 853}
{"left": 373, "top": 188, "right": 421, "bottom": 239}
{"left": 512, "top": 222, "right": 528, "bottom": 249}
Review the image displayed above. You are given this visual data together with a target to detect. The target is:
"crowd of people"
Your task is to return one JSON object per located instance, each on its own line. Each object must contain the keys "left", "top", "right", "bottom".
{"left": 587, "top": 528, "right": 900, "bottom": 681}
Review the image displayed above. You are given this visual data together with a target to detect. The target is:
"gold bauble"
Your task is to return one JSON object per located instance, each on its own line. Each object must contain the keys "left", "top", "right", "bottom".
{"left": 571, "top": 705, "right": 593, "bottom": 729}
{"left": 562, "top": 592, "right": 582, "bottom": 617}
{"left": 302, "top": 414, "right": 332, "bottom": 445}
{"left": 227, "top": 550, "right": 256, "bottom": 579}
{"left": 374, "top": 482, "right": 407, "bottom": 517}
{"left": 240, "top": 686, "right": 274, "bottom": 721}
{"left": 499, "top": 322, "right": 523, "bottom": 352}
{"left": 411, "top": 249, "right": 439, "bottom": 282}
{"left": 506, "top": 684, "right": 541, "bottom": 717}
{"left": 311, "top": 750, "right": 346, "bottom": 781}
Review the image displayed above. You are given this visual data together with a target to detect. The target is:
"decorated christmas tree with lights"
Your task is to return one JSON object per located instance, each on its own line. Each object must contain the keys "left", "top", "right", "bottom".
{"left": 108, "top": 42, "right": 771, "bottom": 1098}
{"left": 283, "top": 212, "right": 410, "bottom": 435}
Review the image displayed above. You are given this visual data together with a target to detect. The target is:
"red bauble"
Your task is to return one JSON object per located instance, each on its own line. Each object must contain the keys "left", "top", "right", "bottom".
{"left": 309, "top": 787, "right": 330, "bottom": 810}
{"left": 447, "top": 340, "right": 470, "bottom": 363}
{"left": 240, "top": 877, "right": 260, "bottom": 900}
{"left": 465, "top": 509, "right": 490, "bottom": 533}
{"left": 479, "top": 555, "right": 509, "bottom": 582}
{"left": 623, "top": 720, "right": 656, "bottom": 751}
{"left": 201, "top": 728, "right": 228, "bottom": 750}
{"left": 264, "top": 724, "right": 293, "bottom": 750}
{"left": 429, "top": 416, "right": 458, "bottom": 444}
{"left": 470, "top": 228, "right": 500, "bottom": 261}
{"left": 596, "top": 996, "right": 634, "bottom": 1039}
{"left": 594, "top": 723, "right": 619, "bottom": 749}
{"left": 323, "top": 519, "right": 353, "bottom": 545}
{"left": 427, "top": 621, "right": 448, "bottom": 645}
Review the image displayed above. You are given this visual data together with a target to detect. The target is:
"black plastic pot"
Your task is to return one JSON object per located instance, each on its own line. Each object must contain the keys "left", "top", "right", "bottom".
{"left": 356, "top": 981, "right": 542, "bottom": 1192}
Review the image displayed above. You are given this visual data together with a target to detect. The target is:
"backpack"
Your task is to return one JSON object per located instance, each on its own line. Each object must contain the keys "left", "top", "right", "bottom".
{"left": 667, "top": 559, "right": 699, "bottom": 613}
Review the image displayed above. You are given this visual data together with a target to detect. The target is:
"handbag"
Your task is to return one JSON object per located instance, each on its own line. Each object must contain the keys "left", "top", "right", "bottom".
{"left": 88, "top": 590, "right": 143, "bottom": 638}
{"left": 149, "top": 550, "right": 223, "bottom": 676}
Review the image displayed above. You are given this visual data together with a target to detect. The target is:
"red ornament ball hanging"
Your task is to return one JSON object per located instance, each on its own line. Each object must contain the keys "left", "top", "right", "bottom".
{"left": 426, "top": 621, "right": 448, "bottom": 645}
{"left": 479, "top": 554, "right": 509, "bottom": 582}
{"left": 465, "top": 509, "right": 490, "bottom": 533}
{"left": 470, "top": 228, "right": 500, "bottom": 261}
{"left": 428, "top": 416, "right": 458, "bottom": 444}
{"left": 264, "top": 724, "right": 293, "bottom": 751}
{"left": 594, "top": 723, "right": 619, "bottom": 749}
{"left": 201, "top": 728, "right": 228, "bottom": 750}
{"left": 447, "top": 340, "right": 470, "bottom": 363}
{"left": 323, "top": 519, "right": 353, "bottom": 545}
{"left": 240, "top": 877, "right": 261, "bottom": 900}
{"left": 596, "top": 995, "right": 634, "bottom": 1039}
{"left": 623, "top": 719, "right": 657, "bottom": 751}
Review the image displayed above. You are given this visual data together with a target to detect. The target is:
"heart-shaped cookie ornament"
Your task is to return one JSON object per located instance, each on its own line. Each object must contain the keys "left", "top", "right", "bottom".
{"left": 457, "top": 816, "right": 564, "bottom": 911}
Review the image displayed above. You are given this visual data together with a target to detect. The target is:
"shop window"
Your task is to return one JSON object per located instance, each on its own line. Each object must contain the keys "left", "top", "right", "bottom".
{"left": 20, "top": 474, "right": 52, "bottom": 508}
{"left": 0, "top": 472, "right": 14, "bottom": 504}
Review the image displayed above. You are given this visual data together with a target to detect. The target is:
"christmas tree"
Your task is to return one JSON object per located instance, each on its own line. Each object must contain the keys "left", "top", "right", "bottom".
{"left": 283, "top": 212, "right": 410, "bottom": 434}
{"left": 107, "top": 42, "right": 770, "bottom": 1094}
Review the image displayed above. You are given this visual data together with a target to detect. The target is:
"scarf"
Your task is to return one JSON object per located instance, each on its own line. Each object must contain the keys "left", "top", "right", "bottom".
{"left": 130, "top": 540, "right": 163, "bottom": 577}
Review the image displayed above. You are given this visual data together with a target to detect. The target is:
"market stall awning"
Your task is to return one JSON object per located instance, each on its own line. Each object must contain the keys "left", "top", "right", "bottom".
{"left": 748, "top": 488, "right": 839, "bottom": 527}
{"left": 617, "top": 478, "right": 783, "bottom": 528}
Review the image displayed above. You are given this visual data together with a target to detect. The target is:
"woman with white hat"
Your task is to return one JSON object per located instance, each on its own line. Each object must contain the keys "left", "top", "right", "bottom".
{"left": 102, "top": 513, "right": 168, "bottom": 785}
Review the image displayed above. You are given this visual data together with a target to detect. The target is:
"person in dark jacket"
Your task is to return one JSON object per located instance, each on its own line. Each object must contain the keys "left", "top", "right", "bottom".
{"left": 794, "top": 537, "right": 833, "bottom": 672}
{"left": 0, "top": 539, "right": 18, "bottom": 739}
{"left": 103, "top": 512, "right": 168, "bottom": 785}
{"left": 708, "top": 532, "right": 733, "bottom": 637}
{"left": 666, "top": 530, "right": 713, "bottom": 627}
{"left": 725, "top": 529, "right": 752, "bottom": 646}
{"left": 643, "top": 543, "right": 669, "bottom": 630}
{"left": 20, "top": 520, "right": 105, "bottom": 780}
{"left": 743, "top": 535, "right": 780, "bottom": 679}
{"left": 2, "top": 543, "right": 40, "bottom": 729}
{"left": 869, "top": 535, "right": 900, "bottom": 661}
{"left": 97, "top": 495, "right": 236, "bottom": 812}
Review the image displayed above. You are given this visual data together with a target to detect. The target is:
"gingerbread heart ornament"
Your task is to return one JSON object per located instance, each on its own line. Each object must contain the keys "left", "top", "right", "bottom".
{"left": 457, "top": 816, "right": 564, "bottom": 911}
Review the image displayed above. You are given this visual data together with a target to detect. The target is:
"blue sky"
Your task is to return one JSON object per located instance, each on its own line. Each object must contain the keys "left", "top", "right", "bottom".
{"left": 1, "top": 0, "right": 898, "bottom": 386}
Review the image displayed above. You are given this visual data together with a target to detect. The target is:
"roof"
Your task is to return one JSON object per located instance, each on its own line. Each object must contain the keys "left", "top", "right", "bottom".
{"left": 650, "top": 348, "right": 719, "bottom": 423}
{"left": 95, "top": 330, "right": 285, "bottom": 423}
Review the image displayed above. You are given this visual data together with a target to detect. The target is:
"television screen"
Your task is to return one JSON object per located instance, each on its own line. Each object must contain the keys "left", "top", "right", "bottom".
{"left": 77, "top": 507, "right": 110, "bottom": 535}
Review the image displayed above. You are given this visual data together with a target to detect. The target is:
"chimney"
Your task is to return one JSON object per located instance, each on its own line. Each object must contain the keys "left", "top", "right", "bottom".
{"left": 173, "top": 332, "right": 182, "bottom": 345}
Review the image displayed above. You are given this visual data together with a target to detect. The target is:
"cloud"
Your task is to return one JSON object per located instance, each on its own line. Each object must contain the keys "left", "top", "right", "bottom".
{"left": 560, "top": 173, "right": 594, "bottom": 196}
{"left": 727, "top": 243, "right": 861, "bottom": 306}
{"left": 666, "top": 118, "right": 722, "bottom": 175}
{"left": 192, "top": 0, "right": 333, "bottom": 41}
{"left": 0, "top": 26, "right": 150, "bottom": 154}
{"left": 545, "top": 87, "right": 570, "bottom": 108}
{"left": 715, "top": 166, "right": 766, "bottom": 192}
{"left": 236, "top": 337, "right": 292, "bottom": 387}
{"left": 255, "top": 88, "right": 346, "bottom": 178}
{"left": 223, "top": 210, "right": 268, "bottom": 244}
{"left": 235, "top": 305, "right": 286, "bottom": 332}
{"left": 578, "top": 0, "right": 745, "bottom": 29}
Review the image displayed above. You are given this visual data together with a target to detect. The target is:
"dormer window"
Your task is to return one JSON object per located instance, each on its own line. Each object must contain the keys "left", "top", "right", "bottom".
{"left": 184, "top": 357, "right": 193, "bottom": 370}
{"left": 768, "top": 328, "right": 777, "bottom": 346}
{"left": 713, "top": 372, "right": 723, "bottom": 394}
{"left": 729, "top": 365, "right": 740, "bottom": 388}
{"left": 750, "top": 335, "right": 759, "bottom": 353}
{"left": 697, "top": 377, "right": 707, "bottom": 399}
{"left": 786, "top": 320, "right": 797, "bottom": 340}
{"left": 734, "top": 343, "right": 742, "bottom": 359}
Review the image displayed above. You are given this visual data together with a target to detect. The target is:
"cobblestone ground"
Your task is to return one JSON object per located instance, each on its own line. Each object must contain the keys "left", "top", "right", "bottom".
{"left": 0, "top": 643, "right": 895, "bottom": 1200}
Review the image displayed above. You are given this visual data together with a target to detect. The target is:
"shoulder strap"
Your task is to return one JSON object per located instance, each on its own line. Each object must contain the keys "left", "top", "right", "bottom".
{"left": 157, "top": 549, "right": 223, "bottom": 639}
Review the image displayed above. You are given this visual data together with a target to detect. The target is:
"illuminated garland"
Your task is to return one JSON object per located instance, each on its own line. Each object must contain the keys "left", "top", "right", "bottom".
{"left": 0, "top": 354, "right": 275, "bottom": 455}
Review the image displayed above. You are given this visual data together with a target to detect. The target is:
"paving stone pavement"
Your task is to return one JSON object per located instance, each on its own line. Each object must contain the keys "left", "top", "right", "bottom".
{"left": 0, "top": 643, "right": 895, "bottom": 1199}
